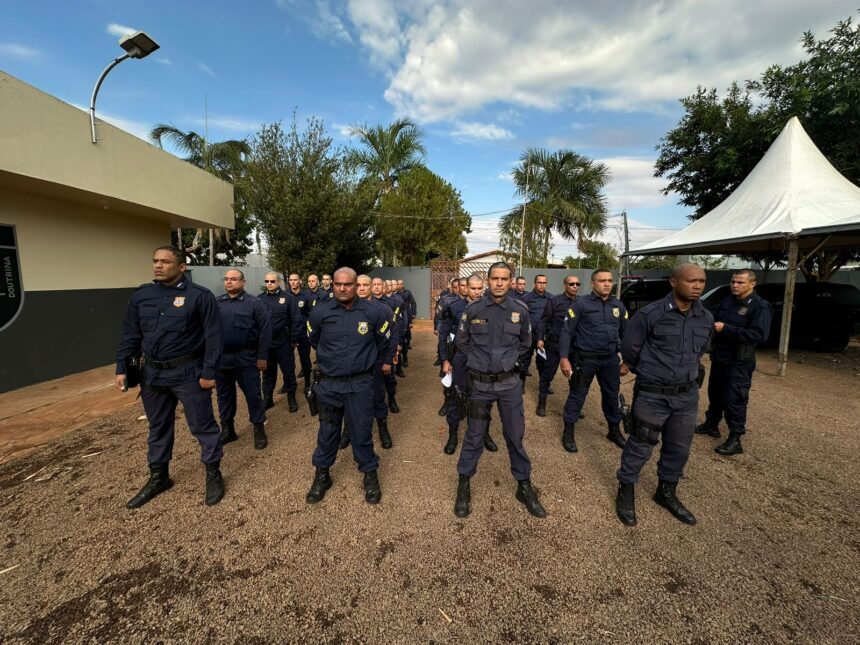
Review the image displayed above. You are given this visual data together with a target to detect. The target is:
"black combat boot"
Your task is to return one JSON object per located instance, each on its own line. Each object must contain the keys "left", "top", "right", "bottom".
{"left": 606, "top": 422, "right": 626, "bottom": 449}
{"left": 402, "top": 353, "right": 409, "bottom": 368}
{"left": 287, "top": 390, "right": 299, "bottom": 413}
{"left": 715, "top": 432, "right": 744, "bottom": 455}
{"left": 536, "top": 395, "right": 547, "bottom": 417}
{"left": 438, "top": 399, "right": 448, "bottom": 416}
{"left": 126, "top": 463, "right": 173, "bottom": 509}
{"left": 516, "top": 480, "right": 547, "bottom": 518}
{"left": 378, "top": 417, "right": 393, "bottom": 449}
{"left": 363, "top": 470, "right": 382, "bottom": 504}
{"left": 562, "top": 421, "right": 578, "bottom": 453}
{"left": 395, "top": 363, "right": 406, "bottom": 378}
{"left": 264, "top": 393, "right": 275, "bottom": 410}
{"left": 454, "top": 474, "right": 471, "bottom": 517}
{"left": 279, "top": 383, "right": 289, "bottom": 394}
{"left": 696, "top": 419, "right": 721, "bottom": 438}
{"left": 306, "top": 467, "right": 332, "bottom": 504}
{"left": 444, "top": 426, "right": 458, "bottom": 455}
{"left": 219, "top": 419, "right": 238, "bottom": 444}
{"left": 253, "top": 422, "right": 268, "bottom": 450}
{"left": 615, "top": 483, "right": 637, "bottom": 526}
{"left": 339, "top": 428, "right": 351, "bottom": 450}
{"left": 388, "top": 394, "right": 400, "bottom": 414}
{"left": 484, "top": 430, "right": 498, "bottom": 452}
{"left": 204, "top": 462, "right": 225, "bottom": 506}
{"left": 653, "top": 480, "right": 696, "bottom": 525}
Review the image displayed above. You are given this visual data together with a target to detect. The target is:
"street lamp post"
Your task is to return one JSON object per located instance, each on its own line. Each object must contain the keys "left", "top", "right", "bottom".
{"left": 89, "top": 31, "right": 159, "bottom": 144}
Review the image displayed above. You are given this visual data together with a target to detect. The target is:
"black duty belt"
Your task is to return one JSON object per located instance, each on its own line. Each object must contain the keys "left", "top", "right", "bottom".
{"left": 319, "top": 369, "right": 374, "bottom": 382}
{"left": 469, "top": 369, "right": 517, "bottom": 383}
{"left": 147, "top": 354, "right": 199, "bottom": 370}
{"left": 576, "top": 350, "right": 612, "bottom": 359}
{"left": 637, "top": 382, "right": 694, "bottom": 395}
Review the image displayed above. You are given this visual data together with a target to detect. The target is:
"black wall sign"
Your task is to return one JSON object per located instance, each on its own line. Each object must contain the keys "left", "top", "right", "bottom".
{"left": 0, "top": 224, "right": 24, "bottom": 332}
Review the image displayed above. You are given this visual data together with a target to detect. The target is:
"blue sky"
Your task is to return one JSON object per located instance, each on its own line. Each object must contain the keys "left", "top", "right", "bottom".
{"left": 1, "top": 0, "right": 854, "bottom": 257}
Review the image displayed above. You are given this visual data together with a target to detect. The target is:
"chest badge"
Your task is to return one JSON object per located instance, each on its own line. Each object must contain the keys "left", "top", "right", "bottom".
{"left": 612, "top": 307, "right": 620, "bottom": 318}
{"left": 279, "top": 297, "right": 286, "bottom": 304}
{"left": 357, "top": 321, "right": 369, "bottom": 335}
{"left": 298, "top": 300, "right": 305, "bottom": 308}
{"left": 738, "top": 306, "right": 748, "bottom": 316}
{"left": 568, "top": 308, "right": 575, "bottom": 318}
{"left": 173, "top": 296, "right": 185, "bottom": 308}
{"left": 511, "top": 312, "right": 520, "bottom": 323}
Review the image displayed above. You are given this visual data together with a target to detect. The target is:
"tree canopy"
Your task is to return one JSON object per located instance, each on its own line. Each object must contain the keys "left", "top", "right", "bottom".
{"left": 562, "top": 239, "right": 619, "bottom": 269}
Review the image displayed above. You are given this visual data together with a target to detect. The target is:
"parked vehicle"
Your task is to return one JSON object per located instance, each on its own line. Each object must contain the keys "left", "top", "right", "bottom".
{"left": 700, "top": 282, "right": 860, "bottom": 352}
{"left": 620, "top": 277, "right": 671, "bottom": 315}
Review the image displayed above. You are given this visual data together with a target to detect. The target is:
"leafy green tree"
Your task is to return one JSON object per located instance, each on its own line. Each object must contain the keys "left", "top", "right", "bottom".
{"left": 346, "top": 118, "right": 426, "bottom": 196}
{"left": 149, "top": 124, "right": 253, "bottom": 265}
{"left": 499, "top": 148, "right": 610, "bottom": 267}
{"left": 241, "top": 118, "right": 376, "bottom": 277}
{"left": 561, "top": 239, "right": 619, "bottom": 269}
{"left": 628, "top": 255, "right": 679, "bottom": 271}
{"left": 655, "top": 13, "right": 860, "bottom": 281}
{"left": 375, "top": 167, "right": 471, "bottom": 266}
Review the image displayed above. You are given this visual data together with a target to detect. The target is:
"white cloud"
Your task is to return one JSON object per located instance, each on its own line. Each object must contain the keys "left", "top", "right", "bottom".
{"left": 334, "top": 0, "right": 850, "bottom": 122}
{"left": 0, "top": 43, "right": 42, "bottom": 60}
{"left": 333, "top": 122, "right": 354, "bottom": 138}
{"left": 188, "top": 116, "right": 260, "bottom": 133}
{"left": 154, "top": 57, "right": 172, "bottom": 65}
{"left": 106, "top": 23, "right": 137, "bottom": 39}
{"left": 451, "top": 121, "right": 514, "bottom": 142}
{"left": 495, "top": 171, "right": 513, "bottom": 182}
{"left": 278, "top": 0, "right": 354, "bottom": 46}
{"left": 599, "top": 156, "right": 672, "bottom": 211}
{"left": 197, "top": 62, "right": 216, "bottom": 77}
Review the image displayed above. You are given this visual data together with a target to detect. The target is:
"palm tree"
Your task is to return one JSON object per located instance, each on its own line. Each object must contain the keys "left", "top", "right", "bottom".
{"left": 345, "top": 118, "right": 426, "bottom": 195}
{"left": 499, "top": 148, "right": 610, "bottom": 267}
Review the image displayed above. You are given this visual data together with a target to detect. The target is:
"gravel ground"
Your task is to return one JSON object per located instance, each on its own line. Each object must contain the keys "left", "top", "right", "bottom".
{"left": 1, "top": 328, "right": 858, "bottom": 644}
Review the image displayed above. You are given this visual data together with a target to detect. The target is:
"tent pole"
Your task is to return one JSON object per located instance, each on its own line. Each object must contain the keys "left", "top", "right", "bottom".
{"left": 777, "top": 238, "right": 799, "bottom": 377}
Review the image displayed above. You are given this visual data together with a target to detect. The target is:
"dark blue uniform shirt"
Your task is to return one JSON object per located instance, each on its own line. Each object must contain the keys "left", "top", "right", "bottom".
{"left": 379, "top": 294, "right": 405, "bottom": 345}
{"left": 438, "top": 295, "right": 469, "bottom": 361}
{"left": 711, "top": 292, "right": 772, "bottom": 362}
{"left": 216, "top": 291, "right": 272, "bottom": 368}
{"left": 558, "top": 291, "right": 628, "bottom": 357}
{"left": 399, "top": 288, "right": 417, "bottom": 320}
{"left": 290, "top": 289, "right": 314, "bottom": 321}
{"left": 307, "top": 288, "right": 328, "bottom": 310}
{"left": 621, "top": 292, "right": 714, "bottom": 386}
{"left": 538, "top": 292, "right": 578, "bottom": 342}
{"left": 259, "top": 287, "right": 302, "bottom": 347}
{"left": 522, "top": 289, "right": 553, "bottom": 332}
{"left": 366, "top": 297, "right": 397, "bottom": 364}
{"left": 455, "top": 295, "right": 531, "bottom": 374}
{"left": 434, "top": 289, "right": 454, "bottom": 330}
{"left": 307, "top": 297, "right": 391, "bottom": 377}
{"left": 116, "top": 278, "right": 221, "bottom": 379}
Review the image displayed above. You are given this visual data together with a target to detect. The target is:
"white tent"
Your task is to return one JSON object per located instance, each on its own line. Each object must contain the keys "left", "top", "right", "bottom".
{"left": 633, "top": 117, "right": 860, "bottom": 256}
{"left": 629, "top": 117, "right": 860, "bottom": 374}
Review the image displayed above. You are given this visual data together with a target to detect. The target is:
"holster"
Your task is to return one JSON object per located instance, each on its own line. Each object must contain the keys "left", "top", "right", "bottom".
{"left": 455, "top": 386, "right": 469, "bottom": 418}
{"left": 468, "top": 397, "right": 491, "bottom": 422}
{"left": 696, "top": 363, "right": 706, "bottom": 388}
{"left": 569, "top": 362, "right": 590, "bottom": 388}
{"left": 627, "top": 382, "right": 661, "bottom": 444}
{"left": 735, "top": 343, "right": 756, "bottom": 361}
{"left": 123, "top": 355, "right": 142, "bottom": 389}
{"left": 619, "top": 393, "right": 633, "bottom": 436}
{"left": 305, "top": 369, "right": 321, "bottom": 416}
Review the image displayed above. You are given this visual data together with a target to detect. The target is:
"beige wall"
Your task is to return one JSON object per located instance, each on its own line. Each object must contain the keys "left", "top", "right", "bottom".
{"left": 1, "top": 188, "right": 169, "bottom": 291}
{"left": 0, "top": 72, "right": 234, "bottom": 230}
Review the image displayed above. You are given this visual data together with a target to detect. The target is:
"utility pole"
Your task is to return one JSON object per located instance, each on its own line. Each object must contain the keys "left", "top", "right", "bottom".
{"left": 617, "top": 210, "right": 629, "bottom": 298}
{"left": 519, "top": 164, "right": 529, "bottom": 272}
{"left": 205, "top": 94, "right": 215, "bottom": 267}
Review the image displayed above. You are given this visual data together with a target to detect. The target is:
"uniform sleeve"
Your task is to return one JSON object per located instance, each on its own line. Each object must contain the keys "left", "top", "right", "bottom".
{"left": 518, "top": 309, "right": 532, "bottom": 364}
{"left": 620, "top": 310, "right": 650, "bottom": 373}
{"left": 558, "top": 301, "right": 580, "bottom": 358}
{"left": 438, "top": 304, "right": 453, "bottom": 361}
{"left": 408, "top": 292, "right": 417, "bottom": 317}
{"left": 115, "top": 295, "right": 143, "bottom": 374}
{"left": 254, "top": 300, "right": 272, "bottom": 360}
{"left": 537, "top": 300, "right": 552, "bottom": 341}
{"left": 375, "top": 308, "right": 392, "bottom": 359}
{"left": 618, "top": 302, "right": 630, "bottom": 343}
{"left": 198, "top": 291, "right": 222, "bottom": 380}
{"left": 385, "top": 307, "right": 401, "bottom": 359}
{"left": 725, "top": 300, "right": 772, "bottom": 345}
{"left": 307, "top": 307, "right": 322, "bottom": 349}
{"left": 289, "top": 297, "right": 302, "bottom": 343}
{"left": 454, "top": 308, "right": 471, "bottom": 356}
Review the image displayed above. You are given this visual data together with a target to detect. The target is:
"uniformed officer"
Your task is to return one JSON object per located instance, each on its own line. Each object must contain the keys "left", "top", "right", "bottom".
{"left": 306, "top": 274, "right": 326, "bottom": 309}
{"left": 305, "top": 267, "right": 392, "bottom": 505}
{"left": 438, "top": 277, "right": 473, "bottom": 454}
{"left": 372, "top": 277, "right": 403, "bottom": 412}
{"left": 454, "top": 262, "right": 545, "bottom": 519}
{"left": 509, "top": 276, "right": 527, "bottom": 301}
{"left": 434, "top": 277, "right": 461, "bottom": 410}
{"left": 558, "top": 269, "right": 629, "bottom": 452}
{"left": 385, "top": 280, "right": 408, "bottom": 377}
{"left": 321, "top": 274, "right": 333, "bottom": 297}
{"left": 215, "top": 269, "right": 272, "bottom": 449}
{"left": 535, "top": 275, "right": 581, "bottom": 416}
{"left": 288, "top": 272, "right": 314, "bottom": 390}
{"left": 260, "top": 272, "right": 302, "bottom": 412}
{"left": 520, "top": 274, "right": 553, "bottom": 391}
{"left": 396, "top": 278, "right": 417, "bottom": 354}
{"left": 616, "top": 263, "right": 713, "bottom": 527}
{"left": 696, "top": 269, "right": 771, "bottom": 455}
{"left": 115, "top": 246, "right": 224, "bottom": 508}
{"left": 394, "top": 278, "right": 414, "bottom": 368}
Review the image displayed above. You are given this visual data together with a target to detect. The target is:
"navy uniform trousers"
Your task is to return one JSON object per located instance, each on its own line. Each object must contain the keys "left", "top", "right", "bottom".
{"left": 295, "top": 335, "right": 313, "bottom": 379}
{"left": 457, "top": 377, "right": 531, "bottom": 481}
{"left": 445, "top": 351, "right": 469, "bottom": 428}
{"left": 617, "top": 388, "right": 698, "bottom": 484}
{"left": 216, "top": 364, "right": 266, "bottom": 425}
{"left": 372, "top": 363, "right": 388, "bottom": 420}
{"left": 563, "top": 355, "right": 621, "bottom": 424}
{"left": 312, "top": 376, "right": 379, "bottom": 473}
{"left": 705, "top": 360, "right": 754, "bottom": 434}
{"left": 263, "top": 339, "right": 297, "bottom": 396}
{"left": 140, "top": 363, "right": 223, "bottom": 465}
{"left": 538, "top": 341, "right": 561, "bottom": 396}
{"left": 522, "top": 339, "right": 547, "bottom": 379}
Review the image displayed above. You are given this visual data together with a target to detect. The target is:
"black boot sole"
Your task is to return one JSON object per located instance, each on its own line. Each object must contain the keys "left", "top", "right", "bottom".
{"left": 715, "top": 445, "right": 743, "bottom": 455}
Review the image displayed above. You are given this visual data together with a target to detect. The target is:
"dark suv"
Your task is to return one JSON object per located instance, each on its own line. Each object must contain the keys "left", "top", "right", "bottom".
{"left": 700, "top": 282, "right": 860, "bottom": 352}
{"left": 620, "top": 277, "right": 672, "bottom": 315}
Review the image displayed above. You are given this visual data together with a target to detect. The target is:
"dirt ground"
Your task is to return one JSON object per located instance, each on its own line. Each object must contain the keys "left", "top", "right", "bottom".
{"left": 1, "top": 327, "right": 858, "bottom": 644}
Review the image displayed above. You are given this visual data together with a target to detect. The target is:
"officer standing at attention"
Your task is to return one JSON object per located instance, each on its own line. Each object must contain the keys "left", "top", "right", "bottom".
{"left": 372, "top": 277, "right": 403, "bottom": 412}
{"left": 438, "top": 277, "right": 470, "bottom": 454}
{"left": 305, "top": 267, "right": 392, "bottom": 505}
{"left": 615, "top": 263, "right": 713, "bottom": 527}
{"left": 321, "top": 274, "right": 334, "bottom": 299}
{"left": 396, "top": 278, "right": 417, "bottom": 353}
{"left": 696, "top": 269, "right": 771, "bottom": 456}
{"left": 260, "top": 271, "right": 302, "bottom": 412}
{"left": 307, "top": 274, "right": 326, "bottom": 308}
{"left": 394, "top": 278, "right": 413, "bottom": 368}
{"left": 521, "top": 274, "right": 553, "bottom": 391}
{"left": 454, "top": 262, "right": 545, "bottom": 519}
{"left": 288, "top": 272, "right": 314, "bottom": 391}
{"left": 434, "top": 277, "right": 460, "bottom": 408}
{"left": 216, "top": 270, "right": 272, "bottom": 449}
{"left": 535, "top": 275, "right": 581, "bottom": 416}
{"left": 115, "top": 246, "right": 224, "bottom": 508}
{"left": 385, "top": 280, "right": 408, "bottom": 377}
{"left": 558, "top": 269, "right": 629, "bottom": 453}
